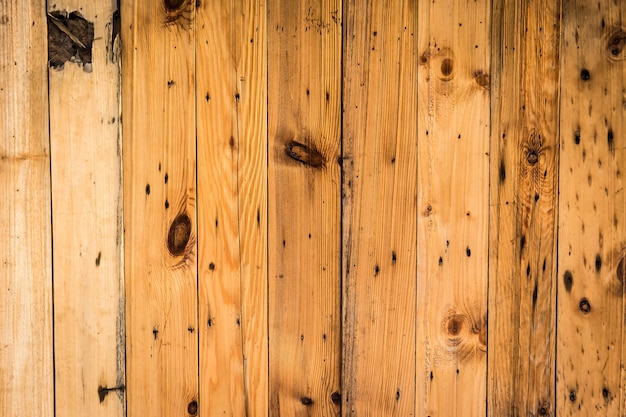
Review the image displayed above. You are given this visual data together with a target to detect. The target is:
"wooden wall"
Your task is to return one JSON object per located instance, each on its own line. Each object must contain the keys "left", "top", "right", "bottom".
{"left": 2, "top": 0, "right": 626, "bottom": 416}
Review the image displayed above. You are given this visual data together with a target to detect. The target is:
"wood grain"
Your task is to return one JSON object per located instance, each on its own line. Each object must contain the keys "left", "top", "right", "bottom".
{"left": 341, "top": 0, "right": 417, "bottom": 415}
{"left": 416, "top": 1, "right": 490, "bottom": 416}
{"left": 49, "top": 1, "right": 125, "bottom": 416}
{"left": 268, "top": 0, "right": 342, "bottom": 415}
{"left": 0, "top": 2, "right": 53, "bottom": 416}
{"left": 122, "top": 1, "right": 198, "bottom": 416}
{"left": 557, "top": 1, "right": 626, "bottom": 414}
{"left": 488, "top": 1, "right": 561, "bottom": 415}
{"left": 196, "top": 0, "right": 267, "bottom": 415}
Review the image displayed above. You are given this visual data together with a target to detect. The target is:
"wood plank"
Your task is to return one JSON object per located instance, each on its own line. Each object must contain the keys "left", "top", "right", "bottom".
{"left": 416, "top": 1, "right": 490, "bottom": 416}
{"left": 48, "top": 2, "right": 125, "bottom": 416}
{"left": 0, "top": 2, "right": 53, "bottom": 416}
{"left": 267, "top": 0, "right": 342, "bottom": 415}
{"left": 196, "top": 0, "right": 267, "bottom": 415}
{"left": 341, "top": 1, "right": 417, "bottom": 415}
{"left": 557, "top": 1, "right": 626, "bottom": 414}
{"left": 121, "top": 1, "right": 198, "bottom": 416}
{"left": 488, "top": 1, "right": 561, "bottom": 415}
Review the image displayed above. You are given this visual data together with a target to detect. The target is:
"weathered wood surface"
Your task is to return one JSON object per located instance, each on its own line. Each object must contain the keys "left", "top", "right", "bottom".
{"left": 3, "top": 2, "right": 626, "bottom": 416}
{"left": 49, "top": 1, "right": 125, "bottom": 416}
{"left": 122, "top": 1, "right": 198, "bottom": 416}
{"left": 268, "top": 1, "right": 342, "bottom": 415}
{"left": 489, "top": 0, "right": 561, "bottom": 415}
{"left": 196, "top": 0, "right": 268, "bottom": 416}
{"left": 0, "top": 1, "right": 53, "bottom": 416}
{"left": 342, "top": 0, "right": 417, "bottom": 415}
{"left": 416, "top": 1, "right": 490, "bottom": 416}
{"left": 558, "top": 0, "right": 626, "bottom": 415}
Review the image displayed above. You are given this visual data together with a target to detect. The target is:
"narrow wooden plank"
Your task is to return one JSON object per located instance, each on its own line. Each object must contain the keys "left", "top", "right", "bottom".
{"left": 121, "top": 1, "right": 199, "bottom": 416}
{"left": 268, "top": 0, "right": 342, "bottom": 415}
{"left": 0, "top": 2, "right": 53, "bottom": 416}
{"left": 416, "top": 1, "right": 490, "bottom": 416}
{"left": 48, "top": 2, "right": 125, "bottom": 415}
{"left": 341, "top": 1, "right": 417, "bottom": 415}
{"left": 557, "top": 1, "right": 626, "bottom": 414}
{"left": 488, "top": 1, "right": 561, "bottom": 415}
{"left": 196, "top": 0, "right": 267, "bottom": 416}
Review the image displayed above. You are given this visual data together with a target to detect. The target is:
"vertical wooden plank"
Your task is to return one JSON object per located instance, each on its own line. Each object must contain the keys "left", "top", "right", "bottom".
{"left": 268, "top": 0, "right": 342, "bottom": 415}
{"left": 341, "top": 1, "right": 417, "bottom": 415}
{"left": 196, "top": 0, "right": 267, "bottom": 415}
{"left": 122, "top": 1, "right": 199, "bottom": 416}
{"left": 416, "top": 1, "right": 489, "bottom": 416}
{"left": 558, "top": 1, "right": 626, "bottom": 414}
{"left": 0, "top": 1, "right": 53, "bottom": 416}
{"left": 488, "top": 1, "right": 561, "bottom": 415}
{"left": 48, "top": 2, "right": 125, "bottom": 415}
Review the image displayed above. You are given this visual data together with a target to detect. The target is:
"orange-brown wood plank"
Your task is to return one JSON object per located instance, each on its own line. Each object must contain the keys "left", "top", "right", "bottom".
{"left": 122, "top": 1, "right": 198, "bottom": 416}
{"left": 0, "top": 1, "right": 53, "bottom": 416}
{"left": 557, "top": 1, "right": 626, "bottom": 414}
{"left": 268, "top": 0, "right": 342, "bottom": 415}
{"left": 341, "top": 0, "right": 417, "bottom": 415}
{"left": 488, "top": 0, "right": 561, "bottom": 415}
{"left": 416, "top": 1, "right": 490, "bottom": 416}
{"left": 49, "top": 2, "right": 125, "bottom": 415}
{"left": 196, "top": 0, "right": 267, "bottom": 415}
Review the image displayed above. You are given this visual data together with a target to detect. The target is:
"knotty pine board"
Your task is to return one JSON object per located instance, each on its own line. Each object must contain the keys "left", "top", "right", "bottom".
{"left": 268, "top": 0, "right": 342, "bottom": 415}
{"left": 416, "top": 1, "right": 490, "bottom": 416}
{"left": 122, "top": 1, "right": 199, "bottom": 416}
{"left": 342, "top": 0, "right": 418, "bottom": 414}
{"left": 0, "top": 1, "right": 54, "bottom": 416}
{"left": 558, "top": 0, "right": 626, "bottom": 414}
{"left": 49, "top": 1, "right": 125, "bottom": 415}
{"left": 488, "top": 0, "right": 560, "bottom": 415}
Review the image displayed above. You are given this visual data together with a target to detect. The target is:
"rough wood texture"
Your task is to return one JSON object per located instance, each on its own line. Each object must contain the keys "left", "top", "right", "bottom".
{"left": 0, "top": 1, "right": 53, "bottom": 416}
{"left": 122, "top": 1, "right": 198, "bottom": 416}
{"left": 196, "top": 1, "right": 267, "bottom": 416}
{"left": 488, "top": 1, "right": 561, "bottom": 415}
{"left": 342, "top": 1, "right": 417, "bottom": 415}
{"left": 557, "top": 1, "right": 626, "bottom": 414}
{"left": 268, "top": 0, "right": 342, "bottom": 415}
{"left": 416, "top": 1, "right": 490, "bottom": 416}
{"left": 49, "top": 1, "right": 124, "bottom": 416}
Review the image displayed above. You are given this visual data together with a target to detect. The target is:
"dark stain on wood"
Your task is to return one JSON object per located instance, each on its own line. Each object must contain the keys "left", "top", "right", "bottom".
{"left": 47, "top": 11, "right": 94, "bottom": 70}
{"left": 97, "top": 384, "right": 125, "bottom": 403}
{"left": 95, "top": 251, "right": 101, "bottom": 266}
{"left": 300, "top": 397, "right": 313, "bottom": 406}
{"left": 167, "top": 213, "right": 191, "bottom": 256}
{"left": 563, "top": 270, "right": 573, "bottom": 292}
{"left": 285, "top": 140, "right": 325, "bottom": 168}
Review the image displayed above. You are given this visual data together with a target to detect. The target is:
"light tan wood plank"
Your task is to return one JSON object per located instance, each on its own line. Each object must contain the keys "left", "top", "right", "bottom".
{"left": 122, "top": 1, "right": 198, "bottom": 416}
{"left": 0, "top": 1, "right": 53, "bottom": 416}
{"left": 416, "top": 1, "right": 490, "bottom": 416}
{"left": 341, "top": 1, "right": 417, "bottom": 415}
{"left": 557, "top": 1, "right": 626, "bottom": 414}
{"left": 488, "top": 1, "right": 561, "bottom": 415}
{"left": 196, "top": 0, "right": 267, "bottom": 416}
{"left": 268, "top": 0, "right": 342, "bottom": 415}
{"left": 48, "top": 2, "right": 124, "bottom": 415}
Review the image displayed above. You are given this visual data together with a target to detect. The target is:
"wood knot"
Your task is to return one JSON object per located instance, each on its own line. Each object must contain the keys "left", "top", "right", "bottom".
{"left": 285, "top": 140, "right": 325, "bottom": 168}
{"left": 579, "top": 297, "right": 591, "bottom": 314}
{"left": 162, "top": 0, "right": 191, "bottom": 24}
{"left": 168, "top": 213, "right": 191, "bottom": 256}
{"left": 330, "top": 392, "right": 341, "bottom": 405}
{"left": 164, "top": 0, "right": 185, "bottom": 11}
{"left": 440, "top": 58, "right": 453, "bottom": 76}
{"left": 441, "top": 312, "right": 467, "bottom": 346}
{"left": 606, "top": 27, "right": 626, "bottom": 60}
{"left": 527, "top": 151, "right": 539, "bottom": 165}
{"left": 187, "top": 400, "right": 198, "bottom": 415}
{"left": 474, "top": 71, "right": 490, "bottom": 89}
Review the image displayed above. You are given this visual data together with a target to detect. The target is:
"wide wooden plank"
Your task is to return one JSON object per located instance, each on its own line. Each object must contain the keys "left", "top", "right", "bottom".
{"left": 488, "top": 1, "right": 560, "bottom": 415}
{"left": 0, "top": 2, "right": 53, "bottom": 416}
{"left": 267, "top": 0, "right": 342, "bottom": 415}
{"left": 416, "top": 1, "right": 490, "bottom": 416}
{"left": 196, "top": 0, "right": 267, "bottom": 416}
{"left": 121, "top": 1, "right": 198, "bottom": 416}
{"left": 557, "top": 1, "right": 626, "bottom": 414}
{"left": 48, "top": 2, "right": 125, "bottom": 416}
{"left": 341, "top": 1, "right": 417, "bottom": 415}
